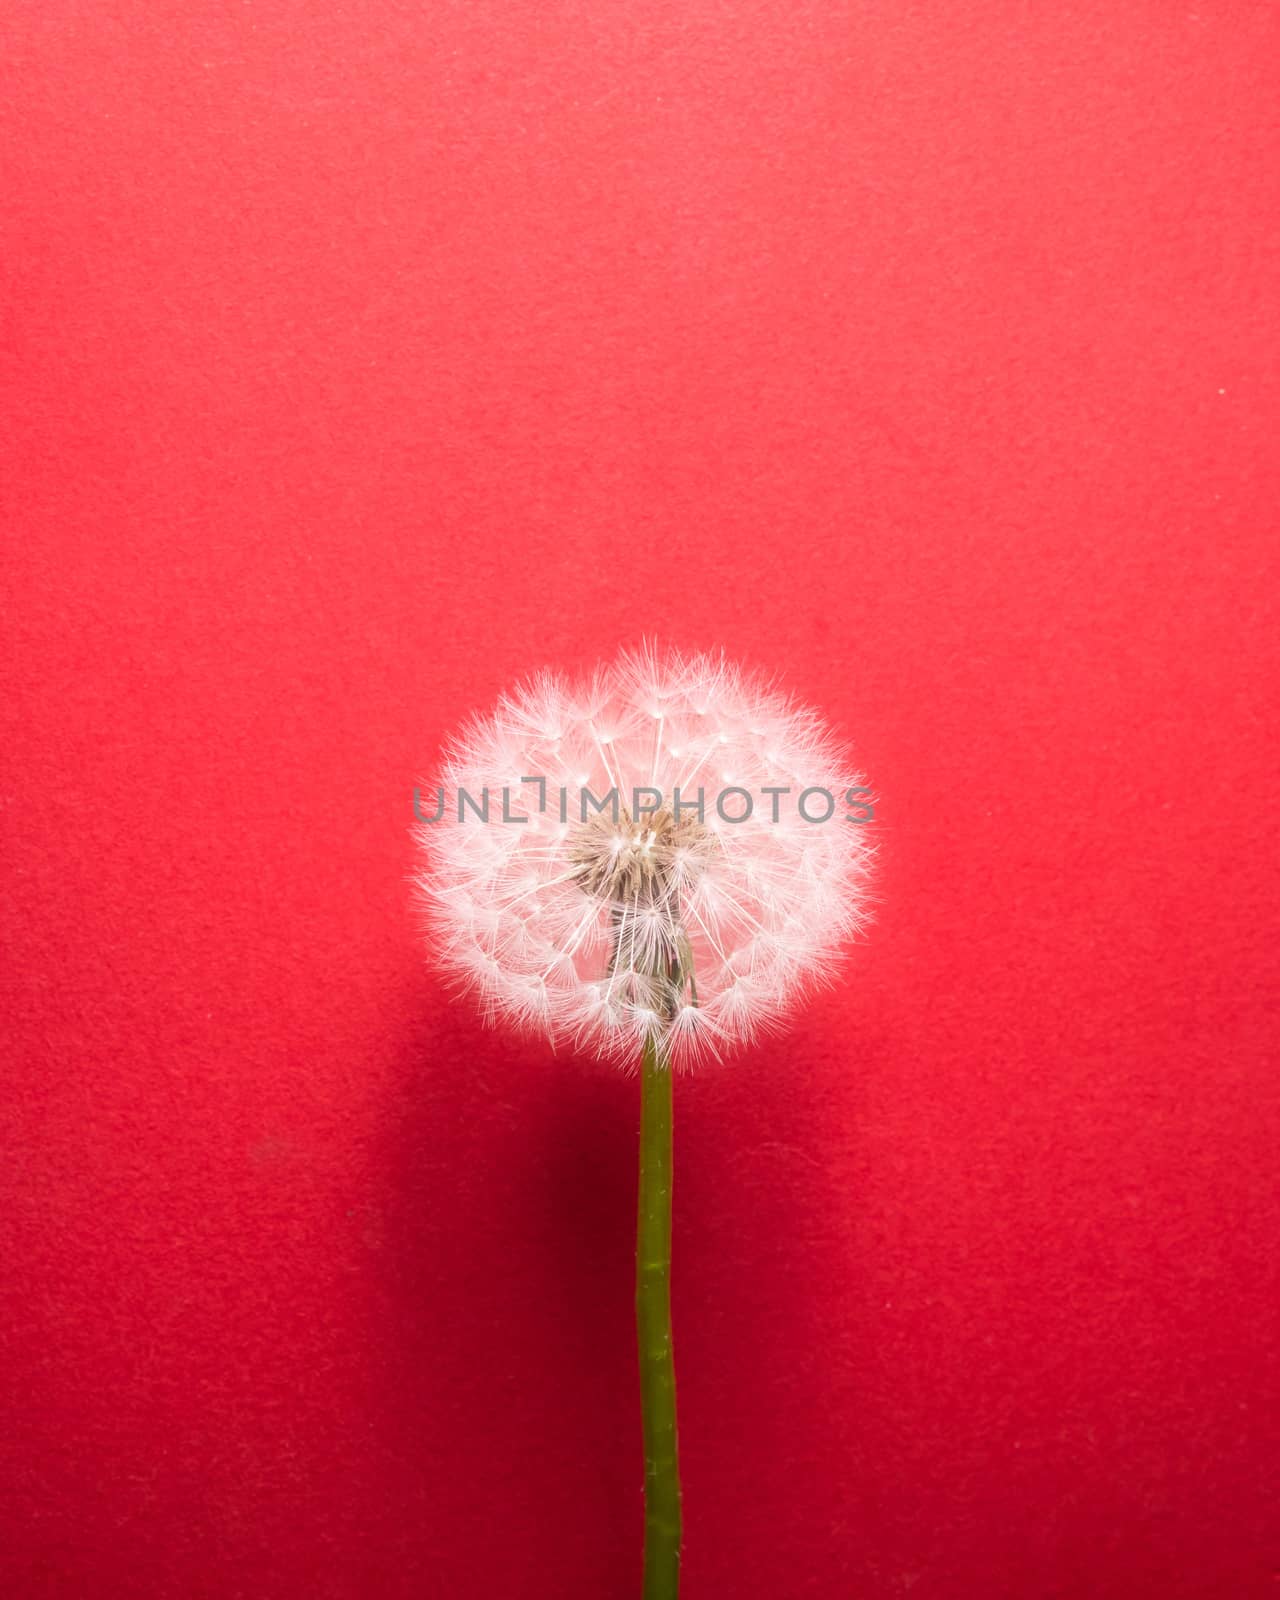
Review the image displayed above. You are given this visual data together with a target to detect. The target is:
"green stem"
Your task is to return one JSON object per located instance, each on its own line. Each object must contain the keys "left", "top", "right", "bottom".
{"left": 637, "top": 1035, "right": 681, "bottom": 1599}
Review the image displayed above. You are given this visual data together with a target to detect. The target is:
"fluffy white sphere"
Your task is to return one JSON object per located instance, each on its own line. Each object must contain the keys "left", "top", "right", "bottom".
{"left": 414, "top": 646, "right": 874, "bottom": 1069}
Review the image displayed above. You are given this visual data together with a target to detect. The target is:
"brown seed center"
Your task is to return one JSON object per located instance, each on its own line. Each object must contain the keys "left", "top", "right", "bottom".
{"left": 568, "top": 807, "right": 707, "bottom": 905}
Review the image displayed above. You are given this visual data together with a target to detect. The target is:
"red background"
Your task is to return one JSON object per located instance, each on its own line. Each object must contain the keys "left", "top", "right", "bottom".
{"left": 3, "top": 4, "right": 1278, "bottom": 1596}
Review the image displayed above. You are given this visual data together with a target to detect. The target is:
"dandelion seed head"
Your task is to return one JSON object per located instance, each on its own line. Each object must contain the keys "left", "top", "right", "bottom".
{"left": 414, "top": 645, "right": 875, "bottom": 1069}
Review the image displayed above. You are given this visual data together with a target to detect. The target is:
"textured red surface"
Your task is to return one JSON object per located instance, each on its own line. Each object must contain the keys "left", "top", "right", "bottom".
{"left": 3, "top": 4, "right": 1278, "bottom": 1597}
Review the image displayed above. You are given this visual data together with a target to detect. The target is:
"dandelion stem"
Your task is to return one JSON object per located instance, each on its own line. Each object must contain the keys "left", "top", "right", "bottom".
{"left": 637, "top": 1035, "right": 681, "bottom": 1599}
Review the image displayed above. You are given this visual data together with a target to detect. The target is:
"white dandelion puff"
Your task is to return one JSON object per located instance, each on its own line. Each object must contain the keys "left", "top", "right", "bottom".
{"left": 413, "top": 645, "right": 875, "bottom": 1069}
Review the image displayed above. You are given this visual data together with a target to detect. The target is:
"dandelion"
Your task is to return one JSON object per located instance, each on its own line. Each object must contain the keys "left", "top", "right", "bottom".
{"left": 413, "top": 645, "right": 875, "bottom": 1598}
{"left": 416, "top": 644, "right": 873, "bottom": 1070}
